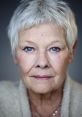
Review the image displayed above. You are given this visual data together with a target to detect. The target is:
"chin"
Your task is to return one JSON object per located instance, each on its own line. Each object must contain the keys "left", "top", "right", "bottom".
{"left": 23, "top": 78, "right": 63, "bottom": 94}
{"left": 29, "top": 85, "right": 55, "bottom": 94}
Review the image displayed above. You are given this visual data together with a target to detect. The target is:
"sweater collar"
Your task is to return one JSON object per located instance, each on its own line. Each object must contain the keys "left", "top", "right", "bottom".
{"left": 19, "top": 80, "right": 31, "bottom": 117}
{"left": 19, "top": 75, "right": 71, "bottom": 117}
{"left": 61, "top": 76, "right": 71, "bottom": 117}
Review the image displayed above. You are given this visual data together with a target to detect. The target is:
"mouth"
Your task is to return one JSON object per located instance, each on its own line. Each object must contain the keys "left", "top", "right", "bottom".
{"left": 30, "top": 75, "right": 53, "bottom": 80}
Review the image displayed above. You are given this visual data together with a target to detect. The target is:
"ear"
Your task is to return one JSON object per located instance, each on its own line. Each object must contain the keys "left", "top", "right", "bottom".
{"left": 72, "top": 40, "right": 77, "bottom": 56}
{"left": 13, "top": 54, "right": 18, "bottom": 64}
{"left": 68, "top": 40, "right": 77, "bottom": 63}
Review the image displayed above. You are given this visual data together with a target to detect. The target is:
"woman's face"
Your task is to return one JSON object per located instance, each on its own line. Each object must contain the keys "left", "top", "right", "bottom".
{"left": 16, "top": 23, "right": 73, "bottom": 94}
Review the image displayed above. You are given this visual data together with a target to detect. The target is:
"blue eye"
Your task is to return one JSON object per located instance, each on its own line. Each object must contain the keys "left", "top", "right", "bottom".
{"left": 49, "top": 47, "right": 61, "bottom": 53}
{"left": 23, "top": 46, "right": 35, "bottom": 53}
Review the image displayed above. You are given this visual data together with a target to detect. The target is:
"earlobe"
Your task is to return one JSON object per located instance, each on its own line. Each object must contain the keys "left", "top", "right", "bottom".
{"left": 68, "top": 51, "right": 74, "bottom": 63}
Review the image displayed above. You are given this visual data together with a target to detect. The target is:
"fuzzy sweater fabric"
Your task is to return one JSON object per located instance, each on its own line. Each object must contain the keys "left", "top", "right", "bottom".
{"left": 0, "top": 76, "right": 82, "bottom": 117}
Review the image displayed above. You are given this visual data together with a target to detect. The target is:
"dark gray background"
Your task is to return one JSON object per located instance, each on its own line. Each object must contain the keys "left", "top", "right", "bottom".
{"left": 0, "top": 0, "right": 82, "bottom": 83}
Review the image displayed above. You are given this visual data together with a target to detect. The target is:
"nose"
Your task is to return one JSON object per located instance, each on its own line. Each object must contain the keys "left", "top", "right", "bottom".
{"left": 35, "top": 51, "right": 49, "bottom": 69}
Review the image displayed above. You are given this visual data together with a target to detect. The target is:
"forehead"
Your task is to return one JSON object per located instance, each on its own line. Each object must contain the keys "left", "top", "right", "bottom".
{"left": 19, "top": 23, "right": 66, "bottom": 44}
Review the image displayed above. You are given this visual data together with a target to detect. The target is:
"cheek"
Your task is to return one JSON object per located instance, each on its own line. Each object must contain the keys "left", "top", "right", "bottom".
{"left": 48, "top": 52, "right": 69, "bottom": 73}
{"left": 16, "top": 52, "right": 37, "bottom": 73}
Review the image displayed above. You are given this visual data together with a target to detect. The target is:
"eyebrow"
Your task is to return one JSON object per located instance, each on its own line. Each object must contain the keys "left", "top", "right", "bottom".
{"left": 48, "top": 40, "right": 65, "bottom": 45}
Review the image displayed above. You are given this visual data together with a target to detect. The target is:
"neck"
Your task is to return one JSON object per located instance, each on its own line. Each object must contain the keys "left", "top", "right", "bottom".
{"left": 28, "top": 88, "right": 63, "bottom": 117}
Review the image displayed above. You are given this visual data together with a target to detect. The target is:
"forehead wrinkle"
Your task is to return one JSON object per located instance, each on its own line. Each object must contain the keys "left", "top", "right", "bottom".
{"left": 19, "top": 23, "right": 66, "bottom": 47}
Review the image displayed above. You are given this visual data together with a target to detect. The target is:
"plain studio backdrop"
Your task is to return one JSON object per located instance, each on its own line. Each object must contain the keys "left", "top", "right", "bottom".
{"left": 0, "top": 0, "right": 82, "bottom": 83}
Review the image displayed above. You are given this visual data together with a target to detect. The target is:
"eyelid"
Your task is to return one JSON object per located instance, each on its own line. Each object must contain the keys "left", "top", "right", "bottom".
{"left": 23, "top": 46, "right": 34, "bottom": 49}
{"left": 23, "top": 46, "right": 36, "bottom": 53}
{"left": 49, "top": 47, "right": 61, "bottom": 51}
{"left": 48, "top": 44, "right": 66, "bottom": 49}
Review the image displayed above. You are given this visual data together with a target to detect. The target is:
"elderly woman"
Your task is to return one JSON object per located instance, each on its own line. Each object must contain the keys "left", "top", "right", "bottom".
{"left": 0, "top": 0, "right": 82, "bottom": 117}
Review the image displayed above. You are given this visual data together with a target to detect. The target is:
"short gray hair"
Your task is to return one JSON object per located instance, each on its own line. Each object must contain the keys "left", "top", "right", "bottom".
{"left": 8, "top": 0, "right": 78, "bottom": 56}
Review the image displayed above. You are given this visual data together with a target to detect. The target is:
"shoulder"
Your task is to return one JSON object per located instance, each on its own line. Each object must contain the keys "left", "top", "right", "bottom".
{"left": 69, "top": 78, "right": 82, "bottom": 116}
{"left": 0, "top": 80, "right": 22, "bottom": 117}
{"left": 0, "top": 80, "right": 19, "bottom": 107}
{"left": 65, "top": 76, "right": 82, "bottom": 97}
{"left": 0, "top": 80, "right": 19, "bottom": 96}
{"left": 69, "top": 78, "right": 82, "bottom": 95}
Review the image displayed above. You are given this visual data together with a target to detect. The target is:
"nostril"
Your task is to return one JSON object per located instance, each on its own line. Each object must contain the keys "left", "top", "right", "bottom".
{"left": 36, "top": 64, "right": 49, "bottom": 69}
{"left": 44, "top": 65, "right": 49, "bottom": 68}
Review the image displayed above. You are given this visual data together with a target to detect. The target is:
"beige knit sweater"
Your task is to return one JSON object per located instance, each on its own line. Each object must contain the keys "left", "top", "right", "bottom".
{"left": 0, "top": 75, "right": 82, "bottom": 117}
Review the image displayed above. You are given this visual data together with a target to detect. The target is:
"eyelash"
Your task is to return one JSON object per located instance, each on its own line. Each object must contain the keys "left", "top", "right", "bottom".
{"left": 49, "top": 47, "right": 61, "bottom": 53}
{"left": 22, "top": 46, "right": 61, "bottom": 53}
{"left": 23, "top": 46, "right": 35, "bottom": 53}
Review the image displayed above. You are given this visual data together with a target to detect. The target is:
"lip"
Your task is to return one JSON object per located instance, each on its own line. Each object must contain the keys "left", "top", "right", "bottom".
{"left": 30, "top": 75, "right": 53, "bottom": 80}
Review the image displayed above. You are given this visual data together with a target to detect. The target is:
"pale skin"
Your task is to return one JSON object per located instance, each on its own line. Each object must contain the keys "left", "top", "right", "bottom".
{"left": 15, "top": 23, "right": 75, "bottom": 117}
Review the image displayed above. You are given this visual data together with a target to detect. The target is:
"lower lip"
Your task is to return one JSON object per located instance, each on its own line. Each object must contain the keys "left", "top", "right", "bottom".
{"left": 32, "top": 76, "right": 52, "bottom": 80}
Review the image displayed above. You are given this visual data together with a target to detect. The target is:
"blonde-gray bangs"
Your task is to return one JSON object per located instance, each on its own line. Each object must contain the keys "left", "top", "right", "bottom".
{"left": 8, "top": 0, "right": 78, "bottom": 56}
